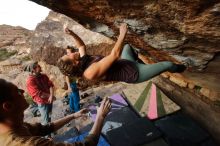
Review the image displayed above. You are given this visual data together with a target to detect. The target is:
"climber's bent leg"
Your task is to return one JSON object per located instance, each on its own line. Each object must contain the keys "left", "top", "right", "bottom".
{"left": 120, "top": 44, "right": 137, "bottom": 62}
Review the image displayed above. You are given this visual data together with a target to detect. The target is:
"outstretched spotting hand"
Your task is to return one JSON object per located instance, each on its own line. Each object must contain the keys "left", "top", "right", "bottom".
{"left": 119, "top": 23, "right": 128, "bottom": 37}
{"left": 96, "top": 97, "right": 112, "bottom": 119}
{"left": 74, "top": 108, "right": 89, "bottom": 118}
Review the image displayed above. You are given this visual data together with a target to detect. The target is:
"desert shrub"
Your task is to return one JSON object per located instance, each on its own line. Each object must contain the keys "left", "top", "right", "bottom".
{"left": 0, "top": 49, "right": 17, "bottom": 61}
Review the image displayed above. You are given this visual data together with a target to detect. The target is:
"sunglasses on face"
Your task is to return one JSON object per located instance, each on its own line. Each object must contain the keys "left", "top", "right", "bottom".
{"left": 73, "top": 48, "right": 79, "bottom": 53}
{"left": 67, "top": 46, "right": 78, "bottom": 52}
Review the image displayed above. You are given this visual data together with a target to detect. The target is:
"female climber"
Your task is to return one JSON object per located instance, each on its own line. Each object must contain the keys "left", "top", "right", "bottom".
{"left": 57, "top": 23, "right": 186, "bottom": 83}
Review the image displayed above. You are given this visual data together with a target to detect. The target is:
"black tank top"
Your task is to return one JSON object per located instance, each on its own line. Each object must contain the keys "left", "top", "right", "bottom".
{"left": 80, "top": 55, "right": 139, "bottom": 83}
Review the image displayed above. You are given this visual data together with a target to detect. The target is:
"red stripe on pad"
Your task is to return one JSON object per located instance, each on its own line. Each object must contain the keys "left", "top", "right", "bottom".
{"left": 147, "top": 84, "right": 158, "bottom": 119}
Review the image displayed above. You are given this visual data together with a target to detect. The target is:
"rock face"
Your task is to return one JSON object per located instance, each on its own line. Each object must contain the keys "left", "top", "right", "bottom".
{"left": 30, "top": 0, "right": 220, "bottom": 71}
{"left": 30, "top": 11, "right": 114, "bottom": 65}
{"left": 29, "top": 0, "right": 220, "bottom": 143}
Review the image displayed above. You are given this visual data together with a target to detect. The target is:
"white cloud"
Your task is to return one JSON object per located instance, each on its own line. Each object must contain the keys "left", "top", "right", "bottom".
{"left": 0, "top": 0, "right": 50, "bottom": 30}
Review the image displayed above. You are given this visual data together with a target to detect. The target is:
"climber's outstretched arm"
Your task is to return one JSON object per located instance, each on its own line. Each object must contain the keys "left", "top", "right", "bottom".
{"left": 65, "top": 28, "right": 86, "bottom": 57}
{"left": 83, "top": 23, "right": 128, "bottom": 80}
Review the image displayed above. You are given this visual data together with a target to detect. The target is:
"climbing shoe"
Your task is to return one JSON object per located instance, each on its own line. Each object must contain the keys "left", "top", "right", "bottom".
{"left": 171, "top": 64, "right": 187, "bottom": 73}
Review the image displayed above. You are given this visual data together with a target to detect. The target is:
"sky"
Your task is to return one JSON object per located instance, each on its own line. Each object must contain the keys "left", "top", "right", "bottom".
{"left": 0, "top": 0, "right": 50, "bottom": 30}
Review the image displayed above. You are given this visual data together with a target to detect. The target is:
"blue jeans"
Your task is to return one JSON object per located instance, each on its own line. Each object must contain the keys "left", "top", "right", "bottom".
{"left": 38, "top": 103, "right": 52, "bottom": 125}
{"left": 69, "top": 82, "right": 80, "bottom": 112}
